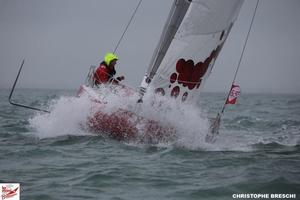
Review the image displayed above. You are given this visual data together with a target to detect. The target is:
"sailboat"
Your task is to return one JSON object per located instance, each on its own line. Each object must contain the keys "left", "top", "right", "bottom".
{"left": 76, "top": 0, "right": 245, "bottom": 142}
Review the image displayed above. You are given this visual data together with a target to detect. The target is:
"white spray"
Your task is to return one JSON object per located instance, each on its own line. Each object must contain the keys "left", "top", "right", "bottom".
{"left": 29, "top": 86, "right": 217, "bottom": 149}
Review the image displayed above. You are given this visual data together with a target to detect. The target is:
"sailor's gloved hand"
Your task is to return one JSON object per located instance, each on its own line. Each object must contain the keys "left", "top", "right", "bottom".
{"left": 116, "top": 76, "right": 125, "bottom": 81}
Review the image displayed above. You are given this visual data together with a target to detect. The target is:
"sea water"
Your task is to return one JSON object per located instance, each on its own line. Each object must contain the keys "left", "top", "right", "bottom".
{"left": 0, "top": 88, "right": 299, "bottom": 200}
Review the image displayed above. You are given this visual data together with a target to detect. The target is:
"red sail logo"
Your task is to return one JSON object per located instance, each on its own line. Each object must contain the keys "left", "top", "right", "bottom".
{"left": 163, "top": 43, "right": 224, "bottom": 100}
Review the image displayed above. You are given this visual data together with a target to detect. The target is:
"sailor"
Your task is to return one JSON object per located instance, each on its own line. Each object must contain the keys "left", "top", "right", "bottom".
{"left": 94, "top": 52, "right": 125, "bottom": 85}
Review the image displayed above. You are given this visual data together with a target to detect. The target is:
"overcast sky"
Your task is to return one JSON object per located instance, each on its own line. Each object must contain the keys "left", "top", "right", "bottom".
{"left": 0, "top": 0, "right": 299, "bottom": 94}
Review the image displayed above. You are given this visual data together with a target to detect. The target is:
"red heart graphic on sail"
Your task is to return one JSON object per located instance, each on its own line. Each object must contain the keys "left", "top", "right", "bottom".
{"left": 169, "top": 44, "right": 223, "bottom": 90}
{"left": 172, "top": 58, "right": 208, "bottom": 90}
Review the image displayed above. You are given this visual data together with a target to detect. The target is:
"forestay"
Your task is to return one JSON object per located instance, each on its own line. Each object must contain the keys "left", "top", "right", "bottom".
{"left": 139, "top": 0, "right": 244, "bottom": 104}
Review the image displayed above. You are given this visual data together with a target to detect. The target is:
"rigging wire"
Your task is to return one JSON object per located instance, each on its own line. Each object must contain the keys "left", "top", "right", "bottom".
{"left": 206, "top": 0, "right": 260, "bottom": 143}
{"left": 113, "top": 0, "right": 143, "bottom": 53}
{"left": 221, "top": 0, "right": 260, "bottom": 114}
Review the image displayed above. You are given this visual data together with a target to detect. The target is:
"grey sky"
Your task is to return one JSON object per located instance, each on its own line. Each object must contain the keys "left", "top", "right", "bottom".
{"left": 0, "top": 0, "right": 299, "bottom": 94}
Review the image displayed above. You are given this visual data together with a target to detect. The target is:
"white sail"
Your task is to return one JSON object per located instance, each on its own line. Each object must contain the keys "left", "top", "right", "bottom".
{"left": 139, "top": 0, "right": 244, "bottom": 104}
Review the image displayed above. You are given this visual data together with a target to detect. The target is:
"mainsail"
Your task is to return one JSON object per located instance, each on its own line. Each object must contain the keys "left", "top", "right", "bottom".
{"left": 139, "top": 0, "right": 244, "bottom": 104}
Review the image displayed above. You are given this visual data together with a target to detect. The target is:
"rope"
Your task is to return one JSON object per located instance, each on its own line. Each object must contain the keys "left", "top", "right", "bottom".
{"left": 113, "top": 0, "right": 143, "bottom": 53}
{"left": 221, "top": 0, "right": 260, "bottom": 114}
